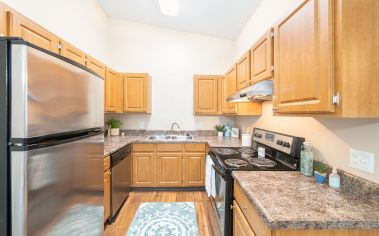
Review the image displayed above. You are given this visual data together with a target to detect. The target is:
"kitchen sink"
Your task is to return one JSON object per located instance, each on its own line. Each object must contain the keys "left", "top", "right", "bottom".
{"left": 146, "top": 135, "right": 194, "bottom": 141}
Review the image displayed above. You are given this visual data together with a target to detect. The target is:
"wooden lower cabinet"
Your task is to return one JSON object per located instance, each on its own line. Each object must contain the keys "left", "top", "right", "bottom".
{"left": 132, "top": 143, "right": 206, "bottom": 188}
{"left": 132, "top": 152, "right": 155, "bottom": 187}
{"left": 156, "top": 153, "right": 182, "bottom": 186}
{"left": 104, "top": 169, "right": 110, "bottom": 222}
{"left": 233, "top": 200, "right": 256, "bottom": 236}
{"left": 233, "top": 181, "right": 379, "bottom": 236}
{"left": 183, "top": 153, "right": 205, "bottom": 186}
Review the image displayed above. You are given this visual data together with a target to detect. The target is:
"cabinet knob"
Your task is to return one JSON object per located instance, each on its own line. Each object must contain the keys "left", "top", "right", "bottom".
{"left": 272, "top": 107, "right": 278, "bottom": 111}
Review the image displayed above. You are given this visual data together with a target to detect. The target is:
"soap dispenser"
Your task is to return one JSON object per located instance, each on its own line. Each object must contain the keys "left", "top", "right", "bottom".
{"left": 329, "top": 167, "right": 341, "bottom": 189}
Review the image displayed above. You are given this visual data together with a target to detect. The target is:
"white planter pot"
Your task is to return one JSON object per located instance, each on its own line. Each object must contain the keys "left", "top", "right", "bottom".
{"left": 218, "top": 132, "right": 223, "bottom": 137}
{"left": 110, "top": 128, "right": 120, "bottom": 136}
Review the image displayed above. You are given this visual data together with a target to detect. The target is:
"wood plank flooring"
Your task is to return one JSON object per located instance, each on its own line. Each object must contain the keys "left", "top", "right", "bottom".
{"left": 104, "top": 191, "right": 220, "bottom": 236}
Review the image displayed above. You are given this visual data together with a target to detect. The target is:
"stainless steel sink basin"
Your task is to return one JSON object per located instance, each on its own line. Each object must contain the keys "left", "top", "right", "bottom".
{"left": 146, "top": 135, "right": 194, "bottom": 141}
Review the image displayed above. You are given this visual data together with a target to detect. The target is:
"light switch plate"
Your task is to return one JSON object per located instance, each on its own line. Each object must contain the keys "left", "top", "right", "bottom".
{"left": 139, "top": 121, "right": 144, "bottom": 129}
{"left": 350, "top": 149, "right": 374, "bottom": 174}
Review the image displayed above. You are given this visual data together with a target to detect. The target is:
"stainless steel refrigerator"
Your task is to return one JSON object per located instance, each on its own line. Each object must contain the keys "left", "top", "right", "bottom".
{"left": 0, "top": 38, "right": 104, "bottom": 235}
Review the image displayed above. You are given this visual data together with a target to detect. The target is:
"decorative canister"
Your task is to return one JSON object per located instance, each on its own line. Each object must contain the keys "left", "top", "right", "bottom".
{"left": 300, "top": 142, "right": 314, "bottom": 176}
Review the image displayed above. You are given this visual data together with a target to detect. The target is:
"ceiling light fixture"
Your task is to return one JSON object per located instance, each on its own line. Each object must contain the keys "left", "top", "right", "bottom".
{"left": 158, "top": 0, "right": 178, "bottom": 16}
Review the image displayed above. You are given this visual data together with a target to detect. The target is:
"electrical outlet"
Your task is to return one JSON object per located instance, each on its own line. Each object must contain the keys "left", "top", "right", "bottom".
{"left": 350, "top": 149, "right": 374, "bottom": 174}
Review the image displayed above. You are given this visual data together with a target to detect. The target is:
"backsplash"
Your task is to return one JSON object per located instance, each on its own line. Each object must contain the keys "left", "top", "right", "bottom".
{"left": 119, "top": 129, "right": 217, "bottom": 137}
{"left": 314, "top": 160, "right": 379, "bottom": 204}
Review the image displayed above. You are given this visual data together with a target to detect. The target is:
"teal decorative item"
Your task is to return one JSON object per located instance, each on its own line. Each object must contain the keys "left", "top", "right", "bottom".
{"left": 126, "top": 202, "right": 199, "bottom": 236}
{"left": 314, "top": 171, "right": 326, "bottom": 184}
{"left": 300, "top": 142, "right": 314, "bottom": 176}
{"left": 224, "top": 124, "right": 232, "bottom": 138}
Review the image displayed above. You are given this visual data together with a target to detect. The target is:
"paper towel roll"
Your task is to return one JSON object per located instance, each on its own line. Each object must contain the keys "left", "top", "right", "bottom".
{"left": 242, "top": 134, "right": 252, "bottom": 147}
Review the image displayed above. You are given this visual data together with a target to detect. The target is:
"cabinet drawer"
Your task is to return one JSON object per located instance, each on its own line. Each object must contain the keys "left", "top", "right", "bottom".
{"left": 184, "top": 143, "right": 206, "bottom": 152}
{"left": 133, "top": 144, "right": 155, "bottom": 152}
{"left": 156, "top": 143, "right": 182, "bottom": 152}
{"left": 104, "top": 156, "right": 110, "bottom": 172}
{"left": 234, "top": 181, "right": 271, "bottom": 236}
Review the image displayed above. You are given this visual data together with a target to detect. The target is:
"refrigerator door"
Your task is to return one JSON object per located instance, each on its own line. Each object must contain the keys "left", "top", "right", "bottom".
{"left": 11, "top": 133, "right": 104, "bottom": 236}
{"left": 10, "top": 43, "right": 104, "bottom": 140}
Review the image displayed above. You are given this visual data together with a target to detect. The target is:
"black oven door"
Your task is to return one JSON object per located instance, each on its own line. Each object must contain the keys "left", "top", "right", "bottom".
{"left": 210, "top": 164, "right": 233, "bottom": 236}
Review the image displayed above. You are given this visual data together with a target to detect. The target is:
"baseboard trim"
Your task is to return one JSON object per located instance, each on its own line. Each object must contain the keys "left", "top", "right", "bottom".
{"left": 132, "top": 187, "right": 205, "bottom": 192}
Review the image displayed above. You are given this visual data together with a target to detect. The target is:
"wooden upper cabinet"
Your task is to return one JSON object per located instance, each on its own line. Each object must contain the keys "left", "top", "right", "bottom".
{"left": 115, "top": 73, "right": 123, "bottom": 113}
{"left": 250, "top": 28, "right": 274, "bottom": 84}
{"left": 335, "top": 0, "right": 379, "bottom": 118}
{"left": 86, "top": 55, "right": 106, "bottom": 79}
{"left": 0, "top": 2, "right": 10, "bottom": 36}
{"left": 59, "top": 40, "right": 86, "bottom": 65}
{"left": 156, "top": 153, "right": 182, "bottom": 186}
{"left": 224, "top": 66, "right": 238, "bottom": 114}
{"left": 194, "top": 75, "right": 220, "bottom": 114}
{"left": 104, "top": 68, "right": 118, "bottom": 112}
{"left": 123, "top": 73, "right": 151, "bottom": 113}
{"left": 236, "top": 51, "right": 251, "bottom": 90}
{"left": 273, "top": 0, "right": 335, "bottom": 113}
{"left": 7, "top": 11, "right": 59, "bottom": 53}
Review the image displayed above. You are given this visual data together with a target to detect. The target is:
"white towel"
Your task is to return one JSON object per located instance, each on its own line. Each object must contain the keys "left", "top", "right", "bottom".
{"left": 205, "top": 155, "right": 214, "bottom": 197}
{"left": 210, "top": 166, "right": 216, "bottom": 198}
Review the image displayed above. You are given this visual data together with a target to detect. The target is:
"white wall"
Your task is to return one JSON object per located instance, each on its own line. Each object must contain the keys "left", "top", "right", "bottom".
{"left": 2, "top": 0, "right": 111, "bottom": 64}
{"left": 105, "top": 20, "right": 235, "bottom": 130}
{"left": 234, "top": 0, "right": 379, "bottom": 184}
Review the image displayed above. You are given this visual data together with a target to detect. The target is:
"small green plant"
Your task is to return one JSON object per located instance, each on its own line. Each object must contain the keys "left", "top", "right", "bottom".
{"left": 314, "top": 161, "right": 327, "bottom": 174}
{"left": 106, "top": 118, "right": 123, "bottom": 129}
{"left": 214, "top": 125, "right": 226, "bottom": 132}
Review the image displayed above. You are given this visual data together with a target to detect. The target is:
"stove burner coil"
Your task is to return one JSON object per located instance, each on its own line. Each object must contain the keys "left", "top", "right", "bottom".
{"left": 225, "top": 159, "right": 248, "bottom": 167}
{"left": 248, "top": 157, "right": 277, "bottom": 168}
{"left": 213, "top": 148, "right": 238, "bottom": 155}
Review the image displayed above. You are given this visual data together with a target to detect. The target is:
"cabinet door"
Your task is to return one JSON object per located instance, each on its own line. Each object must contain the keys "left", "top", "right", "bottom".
{"left": 104, "top": 68, "right": 118, "bottom": 112}
{"left": 115, "top": 74, "right": 123, "bottom": 113}
{"left": 59, "top": 40, "right": 86, "bottom": 65}
{"left": 132, "top": 153, "right": 155, "bottom": 187}
{"left": 251, "top": 29, "right": 274, "bottom": 84}
{"left": 104, "top": 170, "right": 111, "bottom": 222}
{"left": 156, "top": 153, "right": 182, "bottom": 187}
{"left": 194, "top": 75, "right": 219, "bottom": 114}
{"left": 8, "top": 11, "right": 59, "bottom": 53}
{"left": 236, "top": 51, "right": 251, "bottom": 90}
{"left": 273, "top": 0, "right": 335, "bottom": 113}
{"left": 233, "top": 200, "right": 256, "bottom": 236}
{"left": 0, "top": 2, "right": 10, "bottom": 36}
{"left": 183, "top": 153, "right": 205, "bottom": 186}
{"left": 224, "top": 66, "right": 238, "bottom": 114}
{"left": 86, "top": 55, "right": 106, "bottom": 79}
{"left": 123, "top": 74, "right": 149, "bottom": 113}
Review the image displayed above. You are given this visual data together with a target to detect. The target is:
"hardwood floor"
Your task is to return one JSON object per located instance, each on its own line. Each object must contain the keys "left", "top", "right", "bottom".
{"left": 104, "top": 191, "right": 221, "bottom": 236}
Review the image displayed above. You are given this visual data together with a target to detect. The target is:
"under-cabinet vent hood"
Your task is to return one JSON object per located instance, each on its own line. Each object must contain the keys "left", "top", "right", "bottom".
{"left": 226, "top": 80, "right": 273, "bottom": 102}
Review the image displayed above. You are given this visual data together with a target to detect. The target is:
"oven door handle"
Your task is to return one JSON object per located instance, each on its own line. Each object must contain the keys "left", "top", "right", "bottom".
{"left": 212, "top": 164, "right": 228, "bottom": 179}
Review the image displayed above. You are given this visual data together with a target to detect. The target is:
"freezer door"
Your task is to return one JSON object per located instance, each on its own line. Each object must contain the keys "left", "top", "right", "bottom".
{"left": 11, "top": 43, "right": 104, "bottom": 139}
{"left": 11, "top": 134, "right": 104, "bottom": 236}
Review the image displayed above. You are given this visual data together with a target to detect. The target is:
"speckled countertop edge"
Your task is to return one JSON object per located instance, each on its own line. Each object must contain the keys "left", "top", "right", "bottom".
{"left": 104, "top": 135, "right": 243, "bottom": 156}
{"left": 232, "top": 171, "right": 379, "bottom": 230}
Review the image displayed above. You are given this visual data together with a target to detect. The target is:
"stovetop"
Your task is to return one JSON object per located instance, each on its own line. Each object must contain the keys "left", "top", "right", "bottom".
{"left": 209, "top": 146, "right": 299, "bottom": 173}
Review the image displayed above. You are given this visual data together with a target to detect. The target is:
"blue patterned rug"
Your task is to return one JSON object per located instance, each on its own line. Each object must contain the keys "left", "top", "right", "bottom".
{"left": 126, "top": 202, "right": 199, "bottom": 236}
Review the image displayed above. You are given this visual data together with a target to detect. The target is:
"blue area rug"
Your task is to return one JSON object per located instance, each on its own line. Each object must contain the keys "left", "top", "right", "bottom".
{"left": 126, "top": 202, "right": 199, "bottom": 236}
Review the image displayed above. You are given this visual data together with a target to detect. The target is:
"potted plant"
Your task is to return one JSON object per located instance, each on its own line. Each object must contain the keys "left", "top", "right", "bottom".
{"left": 314, "top": 161, "right": 327, "bottom": 184}
{"left": 105, "top": 118, "right": 123, "bottom": 136}
{"left": 214, "top": 125, "right": 225, "bottom": 137}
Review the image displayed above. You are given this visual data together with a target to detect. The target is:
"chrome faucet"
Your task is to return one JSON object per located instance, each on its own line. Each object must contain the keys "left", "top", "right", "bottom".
{"left": 171, "top": 123, "right": 180, "bottom": 135}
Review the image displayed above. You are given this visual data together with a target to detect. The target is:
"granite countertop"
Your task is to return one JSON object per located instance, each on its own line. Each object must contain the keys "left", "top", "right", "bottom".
{"left": 104, "top": 135, "right": 242, "bottom": 156}
{"left": 232, "top": 171, "right": 379, "bottom": 230}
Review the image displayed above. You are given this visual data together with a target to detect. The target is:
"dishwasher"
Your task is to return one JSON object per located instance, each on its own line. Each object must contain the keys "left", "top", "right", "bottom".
{"left": 109, "top": 144, "right": 131, "bottom": 223}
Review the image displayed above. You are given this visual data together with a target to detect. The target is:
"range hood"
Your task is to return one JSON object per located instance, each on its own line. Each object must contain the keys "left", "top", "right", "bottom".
{"left": 226, "top": 80, "right": 273, "bottom": 102}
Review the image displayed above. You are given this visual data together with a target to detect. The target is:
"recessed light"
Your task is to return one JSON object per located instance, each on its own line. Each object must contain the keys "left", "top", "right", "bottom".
{"left": 158, "top": 0, "right": 178, "bottom": 16}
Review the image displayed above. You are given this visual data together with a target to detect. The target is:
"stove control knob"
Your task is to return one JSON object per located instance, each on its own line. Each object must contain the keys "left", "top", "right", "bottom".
{"left": 276, "top": 140, "right": 283, "bottom": 145}
{"left": 284, "top": 142, "right": 291, "bottom": 148}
